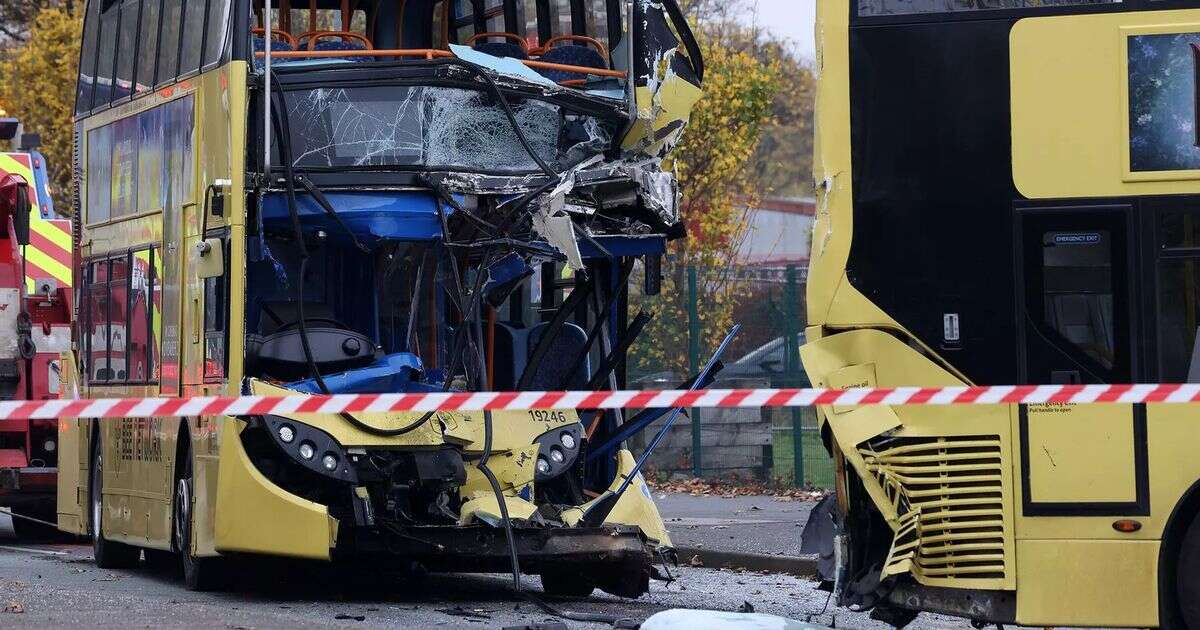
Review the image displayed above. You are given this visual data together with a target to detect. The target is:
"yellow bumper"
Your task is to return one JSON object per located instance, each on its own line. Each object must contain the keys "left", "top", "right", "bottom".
{"left": 213, "top": 417, "right": 337, "bottom": 560}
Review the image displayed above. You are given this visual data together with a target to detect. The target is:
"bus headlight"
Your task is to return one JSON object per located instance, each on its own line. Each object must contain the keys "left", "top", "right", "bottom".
{"left": 533, "top": 423, "right": 583, "bottom": 482}
{"left": 254, "top": 415, "right": 357, "bottom": 483}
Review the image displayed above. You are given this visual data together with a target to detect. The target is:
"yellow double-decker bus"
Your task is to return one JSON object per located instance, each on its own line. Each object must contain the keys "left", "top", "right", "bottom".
{"left": 59, "top": 0, "right": 704, "bottom": 595}
{"left": 803, "top": 1, "right": 1200, "bottom": 628}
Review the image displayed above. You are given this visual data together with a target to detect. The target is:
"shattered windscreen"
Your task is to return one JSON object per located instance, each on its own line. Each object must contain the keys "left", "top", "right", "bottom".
{"left": 282, "top": 85, "right": 614, "bottom": 173}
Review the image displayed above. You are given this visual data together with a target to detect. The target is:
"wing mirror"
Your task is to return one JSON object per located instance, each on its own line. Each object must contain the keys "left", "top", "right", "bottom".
{"left": 193, "top": 237, "right": 224, "bottom": 279}
{"left": 11, "top": 182, "right": 30, "bottom": 246}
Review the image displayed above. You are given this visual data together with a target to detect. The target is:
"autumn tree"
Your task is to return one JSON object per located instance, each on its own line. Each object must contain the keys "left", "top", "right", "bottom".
{"left": 627, "top": 0, "right": 817, "bottom": 379}
{"left": 0, "top": 1, "right": 75, "bottom": 44}
{"left": 629, "top": 31, "right": 779, "bottom": 379}
{"left": 0, "top": 6, "right": 81, "bottom": 214}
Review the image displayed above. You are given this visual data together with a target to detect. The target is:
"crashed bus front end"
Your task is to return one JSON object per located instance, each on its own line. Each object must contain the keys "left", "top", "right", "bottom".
{"left": 215, "top": 0, "right": 704, "bottom": 596}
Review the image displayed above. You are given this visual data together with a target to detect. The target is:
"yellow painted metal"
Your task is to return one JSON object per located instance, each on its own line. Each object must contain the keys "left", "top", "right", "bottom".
{"left": 213, "top": 417, "right": 333, "bottom": 560}
{"left": 63, "top": 61, "right": 250, "bottom": 559}
{"left": 54, "top": 351, "right": 87, "bottom": 535}
{"left": 1025, "top": 403, "right": 1137, "bottom": 504}
{"left": 1016, "top": 540, "right": 1159, "bottom": 627}
{"left": 1011, "top": 10, "right": 1200, "bottom": 199}
{"left": 622, "top": 82, "right": 703, "bottom": 158}
{"left": 807, "top": 3, "right": 1200, "bottom": 625}
{"left": 459, "top": 443, "right": 539, "bottom": 504}
{"left": 561, "top": 450, "right": 672, "bottom": 548}
{"left": 459, "top": 492, "right": 539, "bottom": 526}
{"left": 801, "top": 329, "right": 1016, "bottom": 591}
{"left": 249, "top": 379, "right": 583, "bottom": 453}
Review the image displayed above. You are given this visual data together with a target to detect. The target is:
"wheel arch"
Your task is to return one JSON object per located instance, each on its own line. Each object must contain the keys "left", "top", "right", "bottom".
{"left": 1158, "top": 477, "right": 1200, "bottom": 629}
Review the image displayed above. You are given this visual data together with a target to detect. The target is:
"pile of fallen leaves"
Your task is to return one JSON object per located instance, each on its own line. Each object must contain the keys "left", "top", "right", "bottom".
{"left": 647, "top": 475, "right": 828, "bottom": 501}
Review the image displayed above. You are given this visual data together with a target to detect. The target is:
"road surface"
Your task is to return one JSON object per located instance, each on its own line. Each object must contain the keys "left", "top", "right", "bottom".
{"left": 0, "top": 516, "right": 970, "bottom": 629}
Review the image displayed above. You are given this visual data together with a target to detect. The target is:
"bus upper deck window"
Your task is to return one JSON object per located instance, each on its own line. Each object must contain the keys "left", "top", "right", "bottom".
{"left": 857, "top": 0, "right": 1121, "bottom": 16}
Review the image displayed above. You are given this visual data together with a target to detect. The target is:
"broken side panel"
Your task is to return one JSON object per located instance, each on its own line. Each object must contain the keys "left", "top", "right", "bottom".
{"left": 623, "top": 0, "right": 705, "bottom": 159}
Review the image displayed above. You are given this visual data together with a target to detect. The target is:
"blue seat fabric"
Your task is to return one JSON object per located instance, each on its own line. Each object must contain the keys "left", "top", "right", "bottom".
{"left": 537, "top": 45, "right": 607, "bottom": 83}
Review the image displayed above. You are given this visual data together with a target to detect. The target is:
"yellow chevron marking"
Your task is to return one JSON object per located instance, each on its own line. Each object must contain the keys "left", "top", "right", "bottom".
{"left": 30, "top": 219, "right": 71, "bottom": 252}
{"left": 23, "top": 245, "right": 71, "bottom": 286}
{"left": 0, "top": 153, "right": 34, "bottom": 182}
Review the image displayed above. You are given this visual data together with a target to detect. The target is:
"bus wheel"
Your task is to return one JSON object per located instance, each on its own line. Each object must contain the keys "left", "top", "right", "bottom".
{"left": 173, "top": 447, "right": 225, "bottom": 591}
{"left": 1178, "top": 513, "right": 1200, "bottom": 628}
{"left": 90, "top": 441, "right": 140, "bottom": 569}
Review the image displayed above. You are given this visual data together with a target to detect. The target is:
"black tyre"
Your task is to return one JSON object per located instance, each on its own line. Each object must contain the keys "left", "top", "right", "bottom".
{"left": 540, "top": 565, "right": 597, "bottom": 598}
{"left": 173, "top": 444, "right": 226, "bottom": 591}
{"left": 1178, "top": 513, "right": 1200, "bottom": 628}
{"left": 90, "top": 437, "right": 140, "bottom": 569}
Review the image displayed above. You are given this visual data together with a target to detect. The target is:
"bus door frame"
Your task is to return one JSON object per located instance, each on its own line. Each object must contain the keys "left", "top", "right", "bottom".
{"left": 1013, "top": 203, "right": 1149, "bottom": 517}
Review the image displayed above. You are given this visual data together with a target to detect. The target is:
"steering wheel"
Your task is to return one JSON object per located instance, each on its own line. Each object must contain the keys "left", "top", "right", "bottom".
{"left": 538, "top": 35, "right": 610, "bottom": 64}
{"left": 273, "top": 317, "right": 353, "bottom": 333}
{"left": 467, "top": 32, "right": 530, "bottom": 54}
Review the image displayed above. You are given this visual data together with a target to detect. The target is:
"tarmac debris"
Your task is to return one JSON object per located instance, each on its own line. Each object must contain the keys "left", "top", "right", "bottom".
{"left": 334, "top": 613, "right": 366, "bottom": 621}
{"left": 689, "top": 555, "right": 704, "bottom": 567}
{"left": 737, "top": 601, "right": 755, "bottom": 613}
{"left": 436, "top": 606, "right": 494, "bottom": 620}
{"left": 3, "top": 601, "right": 25, "bottom": 614}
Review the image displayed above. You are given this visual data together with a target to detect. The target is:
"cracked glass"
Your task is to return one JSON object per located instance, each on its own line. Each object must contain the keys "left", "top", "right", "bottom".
{"left": 281, "top": 85, "right": 612, "bottom": 173}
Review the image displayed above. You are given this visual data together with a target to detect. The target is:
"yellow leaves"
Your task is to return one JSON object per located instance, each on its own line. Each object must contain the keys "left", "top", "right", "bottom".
{"left": 0, "top": 7, "right": 82, "bottom": 215}
{"left": 629, "top": 33, "right": 780, "bottom": 379}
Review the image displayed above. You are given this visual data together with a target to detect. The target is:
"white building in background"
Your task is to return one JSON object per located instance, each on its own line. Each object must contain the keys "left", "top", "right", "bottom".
{"left": 737, "top": 197, "right": 814, "bottom": 280}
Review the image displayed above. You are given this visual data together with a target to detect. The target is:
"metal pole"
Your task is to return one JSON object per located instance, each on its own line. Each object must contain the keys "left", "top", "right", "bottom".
{"left": 687, "top": 265, "right": 701, "bottom": 478}
{"left": 263, "top": 0, "right": 272, "bottom": 177}
{"left": 784, "top": 264, "right": 804, "bottom": 486}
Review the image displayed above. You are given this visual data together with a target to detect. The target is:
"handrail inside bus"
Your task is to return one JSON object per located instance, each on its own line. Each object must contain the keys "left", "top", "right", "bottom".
{"left": 253, "top": 48, "right": 628, "bottom": 80}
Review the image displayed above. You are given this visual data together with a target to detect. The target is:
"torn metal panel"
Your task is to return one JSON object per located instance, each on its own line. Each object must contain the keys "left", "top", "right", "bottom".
{"left": 622, "top": 0, "right": 705, "bottom": 159}
{"left": 532, "top": 200, "right": 586, "bottom": 271}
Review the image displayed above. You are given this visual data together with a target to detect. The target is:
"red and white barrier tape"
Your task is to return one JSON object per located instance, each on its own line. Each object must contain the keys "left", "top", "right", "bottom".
{"left": 2, "top": 384, "right": 1200, "bottom": 421}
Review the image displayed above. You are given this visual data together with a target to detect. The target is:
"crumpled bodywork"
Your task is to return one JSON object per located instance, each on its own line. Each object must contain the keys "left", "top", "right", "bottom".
{"left": 799, "top": 328, "right": 1017, "bottom": 595}
{"left": 623, "top": 0, "right": 706, "bottom": 160}
{"left": 231, "top": 0, "right": 704, "bottom": 595}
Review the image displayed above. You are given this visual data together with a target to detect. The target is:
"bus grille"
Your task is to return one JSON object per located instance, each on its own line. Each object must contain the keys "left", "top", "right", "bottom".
{"left": 858, "top": 435, "right": 1008, "bottom": 582}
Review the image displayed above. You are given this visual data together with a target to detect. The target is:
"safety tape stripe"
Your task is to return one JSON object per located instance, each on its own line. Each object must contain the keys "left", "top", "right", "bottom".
{"left": 8, "top": 384, "right": 1200, "bottom": 421}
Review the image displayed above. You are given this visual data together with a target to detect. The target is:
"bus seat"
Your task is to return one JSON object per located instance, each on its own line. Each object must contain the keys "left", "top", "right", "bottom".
{"left": 253, "top": 35, "right": 296, "bottom": 70}
{"left": 526, "top": 322, "right": 590, "bottom": 390}
{"left": 492, "top": 321, "right": 591, "bottom": 391}
{"left": 467, "top": 33, "right": 529, "bottom": 60}
{"left": 536, "top": 36, "right": 609, "bottom": 83}
{"left": 491, "top": 322, "right": 529, "bottom": 391}
{"left": 307, "top": 31, "right": 373, "bottom": 62}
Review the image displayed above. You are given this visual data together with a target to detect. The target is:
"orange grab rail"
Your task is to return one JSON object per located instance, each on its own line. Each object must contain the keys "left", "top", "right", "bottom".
{"left": 254, "top": 48, "right": 627, "bottom": 79}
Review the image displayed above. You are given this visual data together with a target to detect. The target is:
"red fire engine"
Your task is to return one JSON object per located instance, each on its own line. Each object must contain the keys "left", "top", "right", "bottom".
{"left": 0, "top": 119, "right": 72, "bottom": 537}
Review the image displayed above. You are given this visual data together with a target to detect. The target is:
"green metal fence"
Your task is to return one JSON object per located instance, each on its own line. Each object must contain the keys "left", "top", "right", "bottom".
{"left": 626, "top": 262, "right": 835, "bottom": 489}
